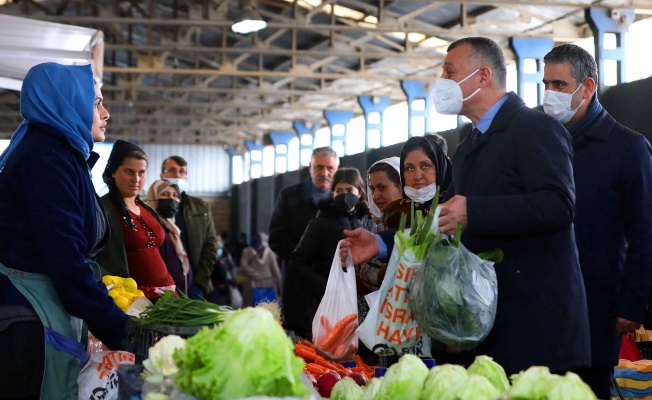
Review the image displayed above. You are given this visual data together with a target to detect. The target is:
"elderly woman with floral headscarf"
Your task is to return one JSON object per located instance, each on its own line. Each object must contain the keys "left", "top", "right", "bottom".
{"left": 147, "top": 179, "right": 193, "bottom": 294}
{"left": 96, "top": 140, "right": 176, "bottom": 300}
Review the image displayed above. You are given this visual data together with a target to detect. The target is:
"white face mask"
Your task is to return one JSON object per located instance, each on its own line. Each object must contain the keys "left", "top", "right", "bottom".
{"left": 404, "top": 181, "right": 438, "bottom": 203}
{"left": 543, "top": 84, "right": 585, "bottom": 125}
{"left": 432, "top": 68, "right": 481, "bottom": 115}
{"left": 165, "top": 178, "right": 187, "bottom": 193}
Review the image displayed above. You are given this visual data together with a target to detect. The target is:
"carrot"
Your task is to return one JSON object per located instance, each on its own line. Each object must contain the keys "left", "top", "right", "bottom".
{"left": 320, "top": 315, "right": 332, "bottom": 332}
{"left": 301, "top": 339, "right": 314, "bottom": 349}
{"left": 338, "top": 320, "right": 358, "bottom": 344}
{"left": 332, "top": 342, "right": 348, "bottom": 358}
{"left": 317, "top": 314, "right": 358, "bottom": 351}
{"left": 295, "top": 344, "right": 317, "bottom": 361}
{"left": 314, "top": 355, "right": 339, "bottom": 370}
{"left": 305, "top": 363, "right": 330, "bottom": 375}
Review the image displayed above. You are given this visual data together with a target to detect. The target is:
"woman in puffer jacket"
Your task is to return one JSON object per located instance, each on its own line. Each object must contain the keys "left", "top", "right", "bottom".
{"left": 282, "top": 167, "right": 376, "bottom": 339}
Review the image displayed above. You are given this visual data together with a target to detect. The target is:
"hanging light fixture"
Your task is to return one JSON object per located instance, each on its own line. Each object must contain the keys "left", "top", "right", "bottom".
{"left": 231, "top": 0, "right": 267, "bottom": 35}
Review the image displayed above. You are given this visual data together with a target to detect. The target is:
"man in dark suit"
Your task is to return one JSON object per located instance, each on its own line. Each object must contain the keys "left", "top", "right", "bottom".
{"left": 542, "top": 44, "right": 652, "bottom": 399}
{"left": 268, "top": 146, "right": 339, "bottom": 292}
{"left": 343, "top": 37, "right": 591, "bottom": 376}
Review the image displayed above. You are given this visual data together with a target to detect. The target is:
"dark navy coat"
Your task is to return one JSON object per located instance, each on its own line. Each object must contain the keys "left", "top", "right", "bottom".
{"left": 445, "top": 92, "right": 591, "bottom": 375}
{"left": 268, "top": 178, "right": 321, "bottom": 262}
{"left": 0, "top": 126, "right": 130, "bottom": 349}
{"left": 283, "top": 198, "right": 376, "bottom": 338}
{"left": 571, "top": 103, "right": 652, "bottom": 368}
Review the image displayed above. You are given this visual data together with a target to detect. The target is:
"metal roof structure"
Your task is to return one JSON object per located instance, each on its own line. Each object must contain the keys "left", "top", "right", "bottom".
{"left": 0, "top": 0, "right": 650, "bottom": 149}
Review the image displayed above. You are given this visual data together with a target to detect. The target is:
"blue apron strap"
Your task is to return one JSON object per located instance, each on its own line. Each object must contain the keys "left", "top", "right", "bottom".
{"left": 45, "top": 327, "right": 90, "bottom": 367}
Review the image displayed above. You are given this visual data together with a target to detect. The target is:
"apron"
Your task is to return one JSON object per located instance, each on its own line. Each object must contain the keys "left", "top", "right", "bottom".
{"left": 0, "top": 262, "right": 91, "bottom": 399}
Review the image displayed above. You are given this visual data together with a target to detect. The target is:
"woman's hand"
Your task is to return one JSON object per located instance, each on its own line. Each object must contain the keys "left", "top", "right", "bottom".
{"left": 340, "top": 228, "right": 379, "bottom": 266}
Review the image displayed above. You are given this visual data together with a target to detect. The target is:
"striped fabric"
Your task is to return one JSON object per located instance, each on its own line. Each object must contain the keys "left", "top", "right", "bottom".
{"left": 613, "top": 359, "right": 652, "bottom": 399}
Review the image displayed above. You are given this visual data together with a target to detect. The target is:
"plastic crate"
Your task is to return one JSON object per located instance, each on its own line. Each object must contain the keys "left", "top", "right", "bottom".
{"left": 133, "top": 324, "right": 208, "bottom": 363}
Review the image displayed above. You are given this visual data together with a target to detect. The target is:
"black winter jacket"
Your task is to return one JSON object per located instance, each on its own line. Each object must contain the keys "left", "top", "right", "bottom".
{"left": 282, "top": 198, "right": 376, "bottom": 338}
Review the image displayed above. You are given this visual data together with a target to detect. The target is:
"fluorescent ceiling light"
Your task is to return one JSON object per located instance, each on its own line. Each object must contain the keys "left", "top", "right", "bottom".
{"left": 231, "top": 4, "right": 267, "bottom": 34}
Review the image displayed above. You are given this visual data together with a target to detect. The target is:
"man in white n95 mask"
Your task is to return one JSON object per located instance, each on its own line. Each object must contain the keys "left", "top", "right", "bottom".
{"left": 543, "top": 44, "right": 652, "bottom": 400}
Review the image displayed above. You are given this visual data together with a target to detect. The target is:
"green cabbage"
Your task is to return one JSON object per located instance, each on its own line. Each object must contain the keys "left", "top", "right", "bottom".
{"left": 507, "top": 366, "right": 558, "bottom": 399}
{"left": 376, "top": 354, "right": 429, "bottom": 400}
{"left": 439, "top": 374, "right": 502, "bottom": 400}
{"left": 545, "top": 372, "right": 598, "bottom": 400}
{"left": 173, "top": 307, "right": 310, "bottom": 399}
{"left": 420, "top": 364, "right": 468, "bottom": 400}
{"left": 359, "top": 378, "right": 382, "bottom": 400}
{"left": 467, "top": 355, "right": 509, "bottom": 392}
{"left": 330, "top": 377, "right": 364, "bottom": 400}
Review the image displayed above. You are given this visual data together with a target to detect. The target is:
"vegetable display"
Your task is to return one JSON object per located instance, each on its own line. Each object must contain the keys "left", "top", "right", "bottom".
{"left": 173, "top": 307, "right": 311, "bottom": 399}
{"left": 325, "top": 354, "right": 598, "bottom": 400}
{"left": 133, "top": 291, "right": 234, "bottom": 327}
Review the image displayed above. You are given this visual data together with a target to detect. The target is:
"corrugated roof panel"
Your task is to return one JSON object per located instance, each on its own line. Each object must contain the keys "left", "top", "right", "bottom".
{"left": 140, "top": 143, "right": 231, "bottom": 197}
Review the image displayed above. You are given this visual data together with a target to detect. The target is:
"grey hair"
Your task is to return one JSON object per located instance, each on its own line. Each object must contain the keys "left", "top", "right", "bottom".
{"left": 448, "top": 37, "right": 507, "bottom": 89}
{"left": 544, "top": 44, "right": 598, "bottom": 92}
{"left": 311, "top": 146, "right": 339, "bottom": 165}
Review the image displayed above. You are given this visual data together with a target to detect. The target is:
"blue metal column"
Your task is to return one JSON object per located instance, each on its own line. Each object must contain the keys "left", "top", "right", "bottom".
{"left": 244, "top": 140, "right": 265, "bottom": 179}
{"left": 358, "top": 96, "right": 391, "bottom": 149}
{"left": 293, "top": 120, "right": 320, "bottom": 167}
{"left": 401, "top": 80, "right": 432, "bottom": 137}
{"left": 510, "top": 38, "right": 553, "bottom": 106}
{"left": 324, "top": 110, "right": 354, "bottom": 155}
{"left": 586, "top": 7, "right": 634, "bottom": 95}
{"left": 268, "top": 131, "right": 296, "bottom": 173}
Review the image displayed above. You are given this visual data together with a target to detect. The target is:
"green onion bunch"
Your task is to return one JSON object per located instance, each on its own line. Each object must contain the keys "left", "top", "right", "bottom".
{"left": 133, "top": 291, "right": 235, "bottom": 327}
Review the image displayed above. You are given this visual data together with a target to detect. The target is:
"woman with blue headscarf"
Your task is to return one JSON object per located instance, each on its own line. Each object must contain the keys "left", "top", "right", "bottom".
{"left": 0, "top": 63, "right": 132, "bottom": 399}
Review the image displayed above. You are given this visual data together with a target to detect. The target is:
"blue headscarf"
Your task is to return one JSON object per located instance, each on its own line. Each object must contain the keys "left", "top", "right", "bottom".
{"left": 0, "top": 63, "right": 95, "bottom": 171}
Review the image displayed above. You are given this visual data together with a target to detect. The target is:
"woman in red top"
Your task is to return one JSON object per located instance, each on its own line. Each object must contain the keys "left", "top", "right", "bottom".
{"left": 97, "top": 140, "right": 175, "bottom": 299}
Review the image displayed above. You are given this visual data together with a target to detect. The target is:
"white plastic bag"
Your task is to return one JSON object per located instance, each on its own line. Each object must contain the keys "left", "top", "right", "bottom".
{"left": 230, "top": 286, "right": 244, "bottom": 309}
{"left": 77, "top": 351, "right": 135, "bottom": 400}
{"left": 311, "top": 241, "right": 359, "bottom": 361}
{"left": 357, "top": 207, "right": 442, "bottom": 357}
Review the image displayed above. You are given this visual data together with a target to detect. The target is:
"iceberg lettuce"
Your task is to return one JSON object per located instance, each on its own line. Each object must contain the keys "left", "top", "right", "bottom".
{"left": 173, "top": 307, "right": 310, "bottom": 399}
{"left": 439, "top": 374, "right": 502, "bottom": 400}
{"left": 376, "top": 354, "right": 429, "bottom": 400}
{"left": 420, "top": 364, "right": 468, "bottom": 400}
{"left": 467, "top": 355, "right": 509, "bottom": 392}
{"left": 330, "top": 377, "right": 364, "bottom": 400}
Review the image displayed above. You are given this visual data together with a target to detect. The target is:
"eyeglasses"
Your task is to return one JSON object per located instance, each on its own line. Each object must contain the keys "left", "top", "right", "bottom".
{"left": 164, "top": 168, "right": 187, "bottom": 175}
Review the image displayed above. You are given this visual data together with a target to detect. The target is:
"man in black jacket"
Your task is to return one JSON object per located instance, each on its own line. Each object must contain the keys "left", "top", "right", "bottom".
{"left": 543, "top": 44, "right": 652, "bottom": 399}
{"left": 268, "top": 147, "right": 339, "bottom": 293}
{"left": 343, "top": 37, "right": 591, "bottom": 376}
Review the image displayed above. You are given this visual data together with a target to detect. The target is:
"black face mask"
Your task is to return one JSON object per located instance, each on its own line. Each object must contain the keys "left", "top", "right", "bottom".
{"left": 334, "top": 193, "right": 360, "bottom": 212}
{"left": 157, "top": 198, "right": 180, "bottom": 218}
